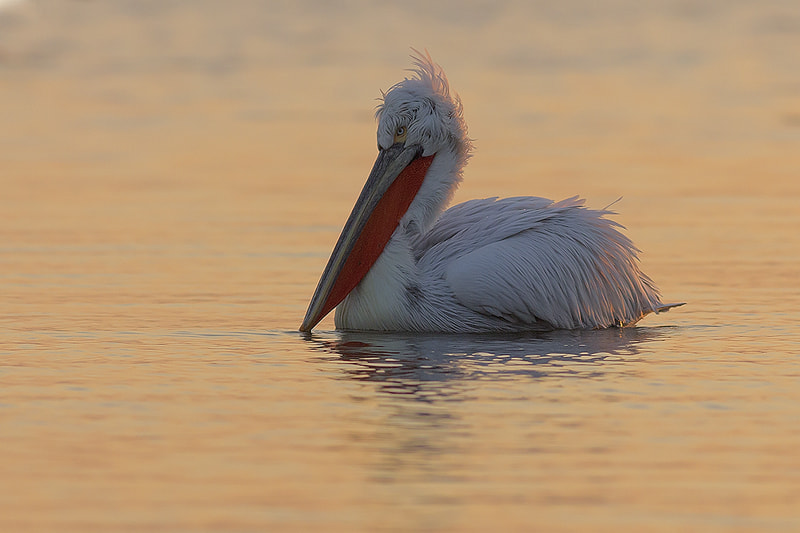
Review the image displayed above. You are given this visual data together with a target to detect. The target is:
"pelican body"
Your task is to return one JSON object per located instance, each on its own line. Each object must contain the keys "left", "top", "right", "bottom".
{"left": 300, "top": 52, "right": 681, "bottom": 333}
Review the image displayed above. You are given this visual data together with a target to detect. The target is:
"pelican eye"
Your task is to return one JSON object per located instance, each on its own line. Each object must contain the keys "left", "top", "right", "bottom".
{"left": 393, "top": 125, "right": 407, "bottom": 143}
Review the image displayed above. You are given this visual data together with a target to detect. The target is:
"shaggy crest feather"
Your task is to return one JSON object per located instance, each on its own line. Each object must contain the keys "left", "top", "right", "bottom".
{"left": 375, "top": 50, "right": 471, "bottom": 161}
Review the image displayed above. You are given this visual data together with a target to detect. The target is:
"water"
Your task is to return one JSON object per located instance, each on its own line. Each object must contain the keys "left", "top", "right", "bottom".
{"left": 2, "top": 1, "right": 799, "bottom": 531}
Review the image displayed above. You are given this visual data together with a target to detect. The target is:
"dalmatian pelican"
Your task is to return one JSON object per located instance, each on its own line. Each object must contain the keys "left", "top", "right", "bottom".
{"left": 300, "top": 51, "right": 681, "bottom": 332}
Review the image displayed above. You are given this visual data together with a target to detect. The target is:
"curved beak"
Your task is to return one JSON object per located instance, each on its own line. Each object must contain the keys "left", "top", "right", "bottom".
{"left": 300, "top": 143, "right": 434, "bottom": 332}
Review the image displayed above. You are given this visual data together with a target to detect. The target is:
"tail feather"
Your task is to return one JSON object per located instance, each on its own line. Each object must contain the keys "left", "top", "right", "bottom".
{"left": 655, "top": 302, "right": 685, "bottom": 314}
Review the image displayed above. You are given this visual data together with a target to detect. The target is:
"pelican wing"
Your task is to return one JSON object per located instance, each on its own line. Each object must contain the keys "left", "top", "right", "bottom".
{"left": 416, "top": 196, "right": 662, "bottom": 329}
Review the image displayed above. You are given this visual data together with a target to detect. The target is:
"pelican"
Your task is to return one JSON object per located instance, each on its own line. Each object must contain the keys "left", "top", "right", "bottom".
{"left": 300, "top": 52, "right": 682, "bottom": 333}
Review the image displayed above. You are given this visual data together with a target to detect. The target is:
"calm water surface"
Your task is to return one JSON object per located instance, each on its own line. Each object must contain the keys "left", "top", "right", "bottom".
{"left": 2, "top": 1, "right": 799, "bottom": 531}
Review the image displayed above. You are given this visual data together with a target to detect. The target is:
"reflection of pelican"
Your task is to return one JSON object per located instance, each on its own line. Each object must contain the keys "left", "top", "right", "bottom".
{"left": 301, "top": 51, "right": 682, "bottom": 333}
{"left": 309, "top": 328, "right": 671, "bottom": 396}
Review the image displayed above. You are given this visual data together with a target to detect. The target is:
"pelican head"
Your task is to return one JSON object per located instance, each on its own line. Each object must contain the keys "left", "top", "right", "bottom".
{"left": 376, "top": 53, "right": 470, "bottom": 159}
{"left": 300, "top": 51, "right": 471, "bottom": 332}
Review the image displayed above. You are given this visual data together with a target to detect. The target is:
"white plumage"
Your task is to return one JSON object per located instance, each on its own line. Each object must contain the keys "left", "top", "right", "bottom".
{"left": 301, "top": 51, "right": 681, "bottom": 333}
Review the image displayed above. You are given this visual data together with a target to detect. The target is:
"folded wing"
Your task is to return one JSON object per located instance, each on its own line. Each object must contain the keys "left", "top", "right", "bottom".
{"left": 415, "top": 196, "right": 663, "bottom": 329}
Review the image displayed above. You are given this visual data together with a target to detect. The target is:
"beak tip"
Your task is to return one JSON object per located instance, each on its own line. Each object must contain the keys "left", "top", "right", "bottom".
{"left": 299, "top": 311, "right": 322, "bottom": 332}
